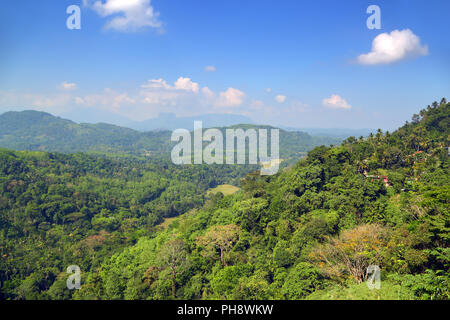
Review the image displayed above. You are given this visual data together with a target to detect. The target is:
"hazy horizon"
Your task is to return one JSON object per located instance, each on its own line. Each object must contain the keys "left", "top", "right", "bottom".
{"left": 0, "top": 108, "right": 377, "bottom": 136}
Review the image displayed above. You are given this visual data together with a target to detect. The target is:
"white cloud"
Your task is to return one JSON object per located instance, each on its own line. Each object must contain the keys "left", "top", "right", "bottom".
{"left": 79, "top": 88, "right": 136, "bottom": 112}
{"left": 141, "top": 79, "right": 243, "bottom": 111}
{"left": 138, "top": 77, "right": 204, "bottom": 116}
{"left": 322, "top": 94, "right": 352, "bottom": 110}
{"left": 141, "top": 78, "right": 171, "bottom": 90}
{"left": 202, "top": 87, "right": 215, "bottom": 99}
{"left": 60, "top": 82, "right": 78, "bottom": 91}
{"left": 84, "top": 0, "right": 162, "bottom": 31}
{"left": 216, "top": 88, "right": 245, "bottom": 108}
{"left": 70, "top": 78, "right": 206, "bottom": 119}
{"left": 265, "top": 88, "right": 272, "bottom": 93}
{"left": 140, "top": 91, "right": 180, "bottom": 105}
{"left": 141, "top": 77, "right": 199, "bottom": 93}
{"left": 275, "top": 95, "right": 286, "bottom": 103}
{"left": 357, "top": 29, "right": 428, "bottom": 65}
{"left": 0, "top": 78, "right": 246, "bottom": 121}
{"left": 174, "top": 77, "right": 199, "bottom": 93}
{"left": 205, "top": 66, "right": 216, "bottom": 72}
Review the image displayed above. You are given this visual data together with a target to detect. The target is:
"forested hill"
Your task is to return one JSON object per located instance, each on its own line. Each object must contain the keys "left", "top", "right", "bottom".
{"left": 0, "top": 99, "right": 448, "bottom": 300}
{"left": 0, "top": 150, "right": 258, "bottom": 299}
{"left": 0, "top": 110, "right": 341, "bottom": 162}
{"left": 0, "top": 110, "right": 172, "bottom": 155}
{"left": 63, "top": 98, "right": 446, "bottom": 300}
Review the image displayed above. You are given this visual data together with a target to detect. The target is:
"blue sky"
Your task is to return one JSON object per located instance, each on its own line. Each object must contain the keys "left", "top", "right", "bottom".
{"left": 0, "top": 0, "right": 448, "bottom": 130}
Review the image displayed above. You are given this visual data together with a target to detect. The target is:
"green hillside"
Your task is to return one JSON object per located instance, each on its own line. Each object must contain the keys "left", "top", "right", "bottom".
{"left": 74, "top": 99, "right": 448, "bottom": 300}
{"left": 0, "top": 110, "right": 172, "bottom": 155}
{"left": 0, "top": 99, "right": 448, "bottom": 300}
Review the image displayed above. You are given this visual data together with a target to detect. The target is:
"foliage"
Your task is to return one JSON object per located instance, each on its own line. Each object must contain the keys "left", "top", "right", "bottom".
{"left": 0, "top": 99, "right": 448, "bottom": 300}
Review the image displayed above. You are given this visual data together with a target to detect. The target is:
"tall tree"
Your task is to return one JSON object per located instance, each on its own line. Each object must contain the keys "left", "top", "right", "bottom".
{"left": 197, "top": 224, "right": 241, "bottom": 266}
{"left": 157, "top": 239, "right": 189, "bottom": 297}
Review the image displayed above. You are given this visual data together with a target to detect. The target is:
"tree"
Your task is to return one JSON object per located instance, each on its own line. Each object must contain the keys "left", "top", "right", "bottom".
{"left": 309, "top": 224, "right": 390, "bottom": 283}
{"left": 281, "top": 263, "right": 324, "bottom": 299}
{"left": 197, "top": 224, "right": 241, "bottom": 266}
{"left": 157, "top": 238, "right": 189, "bottom": 298}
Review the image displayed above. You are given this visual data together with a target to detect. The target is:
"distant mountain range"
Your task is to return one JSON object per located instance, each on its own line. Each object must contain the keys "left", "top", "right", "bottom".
{"left": 0, "top": 110, "right": 342, "bottom": 163}
{"left": 62, "top": 110, "right": 254, "bottom": 132}
{"left": 60, "top": 109, "right": 375, "bottom": 137}
{"left": 129, "top": 113, "right": 255, "bottom": 131}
